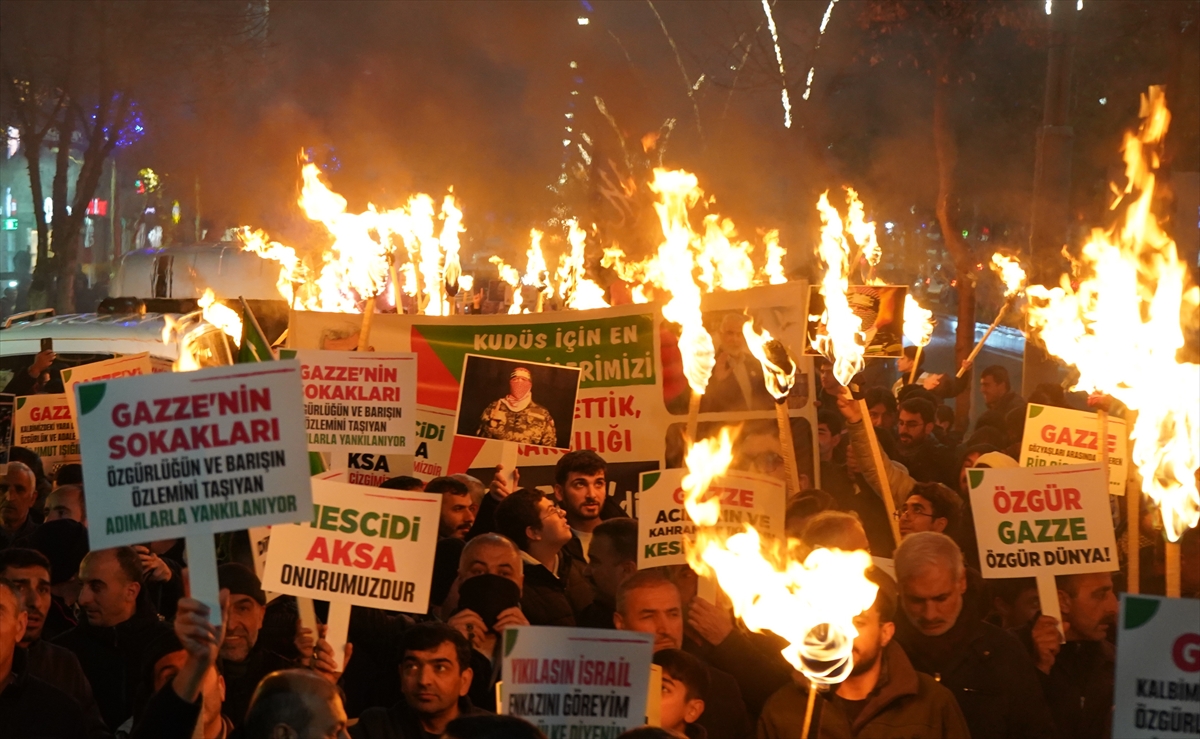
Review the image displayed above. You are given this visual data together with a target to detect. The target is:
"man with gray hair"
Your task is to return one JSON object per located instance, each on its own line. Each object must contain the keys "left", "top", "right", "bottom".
{"left": 1, "top": 462, "right": 40, "bottom": 548}
{"left": 893, "top": 532, "right": 1056, "bottom": 739}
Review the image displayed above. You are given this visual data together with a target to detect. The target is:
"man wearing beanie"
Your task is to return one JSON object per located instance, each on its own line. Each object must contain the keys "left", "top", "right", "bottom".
{"left": 217, "top": 562, "right": 293, "bottom": 729}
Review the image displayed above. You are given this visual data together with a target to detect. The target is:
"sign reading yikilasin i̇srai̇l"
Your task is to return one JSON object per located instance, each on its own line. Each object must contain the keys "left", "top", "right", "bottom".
{"left": 967, "top": 463, "right": 1118, "bottom": 577}
{"left": 73, "top": 361, "right": 314, "bottom": 549}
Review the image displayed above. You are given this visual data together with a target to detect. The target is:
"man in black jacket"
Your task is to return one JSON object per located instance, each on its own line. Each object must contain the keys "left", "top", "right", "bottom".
{"left": 54, "top": 546, "right": 172, "bottom": 731}
{"left": 893, "top": 532, "right": 1056, "bottom": 739}
{"left": 1020, "top": 571, "right": 1118, "bottom": 739}
{"left": 493, "top": 489, "right": 587, "bottom": 626}
{"left": 614, "top": 571, "right": 754, "bottom": 739}
{"left": 352, "top": 622, "right": 488, "bottom": 739}
{"left": 0, "top": 577, "right": 89, "bottom": 738}
{"left": 0, "top": 547, "right": 108, "bottom": 737}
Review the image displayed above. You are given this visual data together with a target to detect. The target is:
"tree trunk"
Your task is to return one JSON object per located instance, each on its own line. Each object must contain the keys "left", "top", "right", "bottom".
{"left": 932, "top": 53, "right": 975, "bottom": 430}
{"left": 23, "top": 133, "right": 48, "bottom": 268}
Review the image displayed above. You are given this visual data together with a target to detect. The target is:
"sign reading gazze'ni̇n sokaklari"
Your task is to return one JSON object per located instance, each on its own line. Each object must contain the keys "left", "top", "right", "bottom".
{"left": 74, "top": 361, "right": 312, "bottom": 548}
{"left": 1112, "top": 594, "right": 1200, "bottom": 738}
{"left": 1019, "top": 403, "right": 1128, "bottom": 495}
{"left": 261, "top": 478, "right": 440, "bottom": 613}
{"left": 967, "top": 463, "right": 1118, "bottom": 577}
{"left": 637, "top": 468, "right": 786, "bottom": 569}
{"left": 500, "top": 625, "right": 654, "bottom": 735}
{"left": 281, "top": 349, "right": 417, "bottom": 455}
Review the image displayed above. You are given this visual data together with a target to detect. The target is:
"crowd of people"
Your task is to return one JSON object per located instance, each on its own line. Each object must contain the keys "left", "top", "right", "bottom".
{"left": 0, "top": 354, "right": 1167, "bottom": 739}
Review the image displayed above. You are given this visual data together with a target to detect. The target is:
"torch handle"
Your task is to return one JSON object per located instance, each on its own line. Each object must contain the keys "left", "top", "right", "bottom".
{"left": 956, "top": 300, "right": 1012, "bottom": 378}
{"left": 775, "top": 402, "right": 802, "bottom": 497}
{"left": 909, "top": 345, "right": 924, "bottom": 386}
{"left": 858, "top": 398, "right": 901, "bottom": 546}
{"left": 357, "top": 296, "right": 377, "bottom": 352}
{"left": 1166, "top": 541, "right": 1181, "bottom": 598}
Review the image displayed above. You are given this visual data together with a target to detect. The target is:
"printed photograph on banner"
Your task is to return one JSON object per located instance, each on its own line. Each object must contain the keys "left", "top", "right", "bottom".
{"left": 12, "top": 394, "right": 79, "bottom": 474}
{"left": 663, "top": 284, "right": 820, "bottom": 489}
{"left": 1112, "top": 594, "right": 1200, "bottom": 739}
{"left": 966, "top": 463, "right": 1118, "bottom": 578}
{"left": 1019, "top": 403, "right": 1129, "bottom": 495}
{"left": 499, "top": 625, "right": 654, "bottom": 735}
{"left": 805, "top": 285, "right": 907, "bottom": 357}
{"left": 261, "top": 478, "right": 441, "bottom": 613}
{"left": 73, "top": 360, "right": 313, "bottom": 549}
{"left": 283, "top": 349, "right": 417, "bottom": 455}
{"left": 454, "top": 354, "right": 580, "bottom": 450}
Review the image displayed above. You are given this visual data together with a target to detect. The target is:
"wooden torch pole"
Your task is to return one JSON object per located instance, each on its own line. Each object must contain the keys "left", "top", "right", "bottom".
{"left": 858, "top": 398, "right": 901, "bottom": 546}
{"left": 357, "top": 296, "right": 376, "bottom": 353}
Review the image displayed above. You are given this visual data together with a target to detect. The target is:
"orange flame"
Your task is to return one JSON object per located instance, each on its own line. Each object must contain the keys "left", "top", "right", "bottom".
{"left": 812, "top": 191, "right": 865, "bottom": 386}
{"left": 991, "top": 253, "right": 1027, "bottom": 299}
{"left": 198, "top": 288, "right": 243, "bottom": 341}
{"left": 742, "top": 319, "right": 797, "bottom": 400}
{"left": 681, "top": 432, "right": 878, "bottom": 680}
{"left": 1025, "top": 87, "right": 1199, "bottom": 541}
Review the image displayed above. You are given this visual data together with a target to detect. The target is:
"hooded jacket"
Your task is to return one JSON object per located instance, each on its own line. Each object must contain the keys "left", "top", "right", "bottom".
{"left": 757, "top": 641, "right": 970, "bottom": 739}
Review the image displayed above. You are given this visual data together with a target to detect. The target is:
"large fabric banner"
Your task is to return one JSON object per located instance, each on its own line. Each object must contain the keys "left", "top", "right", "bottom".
{"left": 290, "top": 284, "right": 820, "bottom": 508}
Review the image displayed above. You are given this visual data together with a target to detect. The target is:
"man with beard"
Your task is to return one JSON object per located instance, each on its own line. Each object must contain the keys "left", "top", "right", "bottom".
{"left": 578, "top": 518, "right": 638, "bottom": 629}
{"left": 352, "top": 623, "right": 487, "bottom": 739}
{"left": 54, "top": 546, "right": 173, "bottom": 731}
{"left": 0, "top": 548, "right": 107, "bottom": 737}
{"left": 215, "top": 563, "right": 295, "bottom": 728}
{"left": 425, "top": 477, "right": 477, "bottom": 540}
{"left": 894, "top": 397, "right": 957, "bottom": 488}
{"left": 476, "top": 367, "right": 558, "bottom": 447}
{"left": 893, "top": 532, "right": 1056, "bottom": 739}
{"left": 552, "top": 450, "right": 626, "bottom": 564}
{"left": 758, "top": 568, "right": 969, "bottom": 738}
{"left": 1019, "top": 572, "right": 1118, "bottom": 739}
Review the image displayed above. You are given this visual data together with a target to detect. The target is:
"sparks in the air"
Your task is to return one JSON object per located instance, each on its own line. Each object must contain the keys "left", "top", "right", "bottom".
{"left": 801, "top": 0, "right": 839, "bottom": 102}
{"left": 761, "top": 0, "right": 792, "bottom": 129}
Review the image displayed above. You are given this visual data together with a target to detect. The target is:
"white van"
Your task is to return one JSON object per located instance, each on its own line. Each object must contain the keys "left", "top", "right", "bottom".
{"left": 110, "top": 242, "right": 285, "bottom": 300}
{"left": 0, "top": 308, "right": 233, "bottom": 391}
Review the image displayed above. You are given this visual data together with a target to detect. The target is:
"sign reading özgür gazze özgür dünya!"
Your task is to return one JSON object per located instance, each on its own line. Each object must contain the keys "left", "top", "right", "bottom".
{"left": 968, "top": 463, "right": 1118, "bottom": 578}
{"left": 73, "top": 361, "right": 313, "bottom": 549}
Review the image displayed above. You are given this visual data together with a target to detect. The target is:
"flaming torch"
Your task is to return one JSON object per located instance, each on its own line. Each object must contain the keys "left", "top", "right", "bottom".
{"left": 904, "top": 295, "right": 936, "bottom": 385}
{"left": 1025, "top": 87, "right": 1199, "bottom": 597}
{"left": 742, "top": 319, "right": 802, "bottom": 496}
{"left": 682, "top": 431, "right": 879, "bottom": 737}
{"left": 649, "top": 169, "right": 715, "bottom": 440}
{"left": 956, "top": 253, "right": 1027, "bottom": 378}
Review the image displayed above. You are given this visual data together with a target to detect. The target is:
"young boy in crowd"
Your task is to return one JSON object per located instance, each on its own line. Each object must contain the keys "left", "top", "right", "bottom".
{"left": 653, "top": 649, "right": 709, "bottom": 739}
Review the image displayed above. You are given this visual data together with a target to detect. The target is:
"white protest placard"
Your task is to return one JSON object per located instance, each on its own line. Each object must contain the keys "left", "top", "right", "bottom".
{"left": 74, "top": 360, "right": 313, "bottom": 549}
{"left": 500, "top": 625, "right": 654, "bottom": 735}
{"left": 261, "top": 478, "right": 441, "bottom": 613}
{"left": 637, "top": 468, "right": 786, "bottom": 569}
{"left": 283, "top": 349, "right": 417, "bottom": 455}
{"left": 967, "top": 463, "right": 1118, "bottom": 577}
{"left": 1112, "top": 594, "right": 1200, "bottom": 738}
{"left": 62, "top": 352, "right": 153, "bottom": 425}
{"left": 12, "top": 394, "right": 80, "bottom": 470}
{"left": 1020, "top": 403, "right": 1128, "bottom": 495}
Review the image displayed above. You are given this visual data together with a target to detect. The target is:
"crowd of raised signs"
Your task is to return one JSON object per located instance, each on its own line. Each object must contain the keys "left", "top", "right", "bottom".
{"left": 1, "top": 349, "right": 1197, "bottom": 739}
